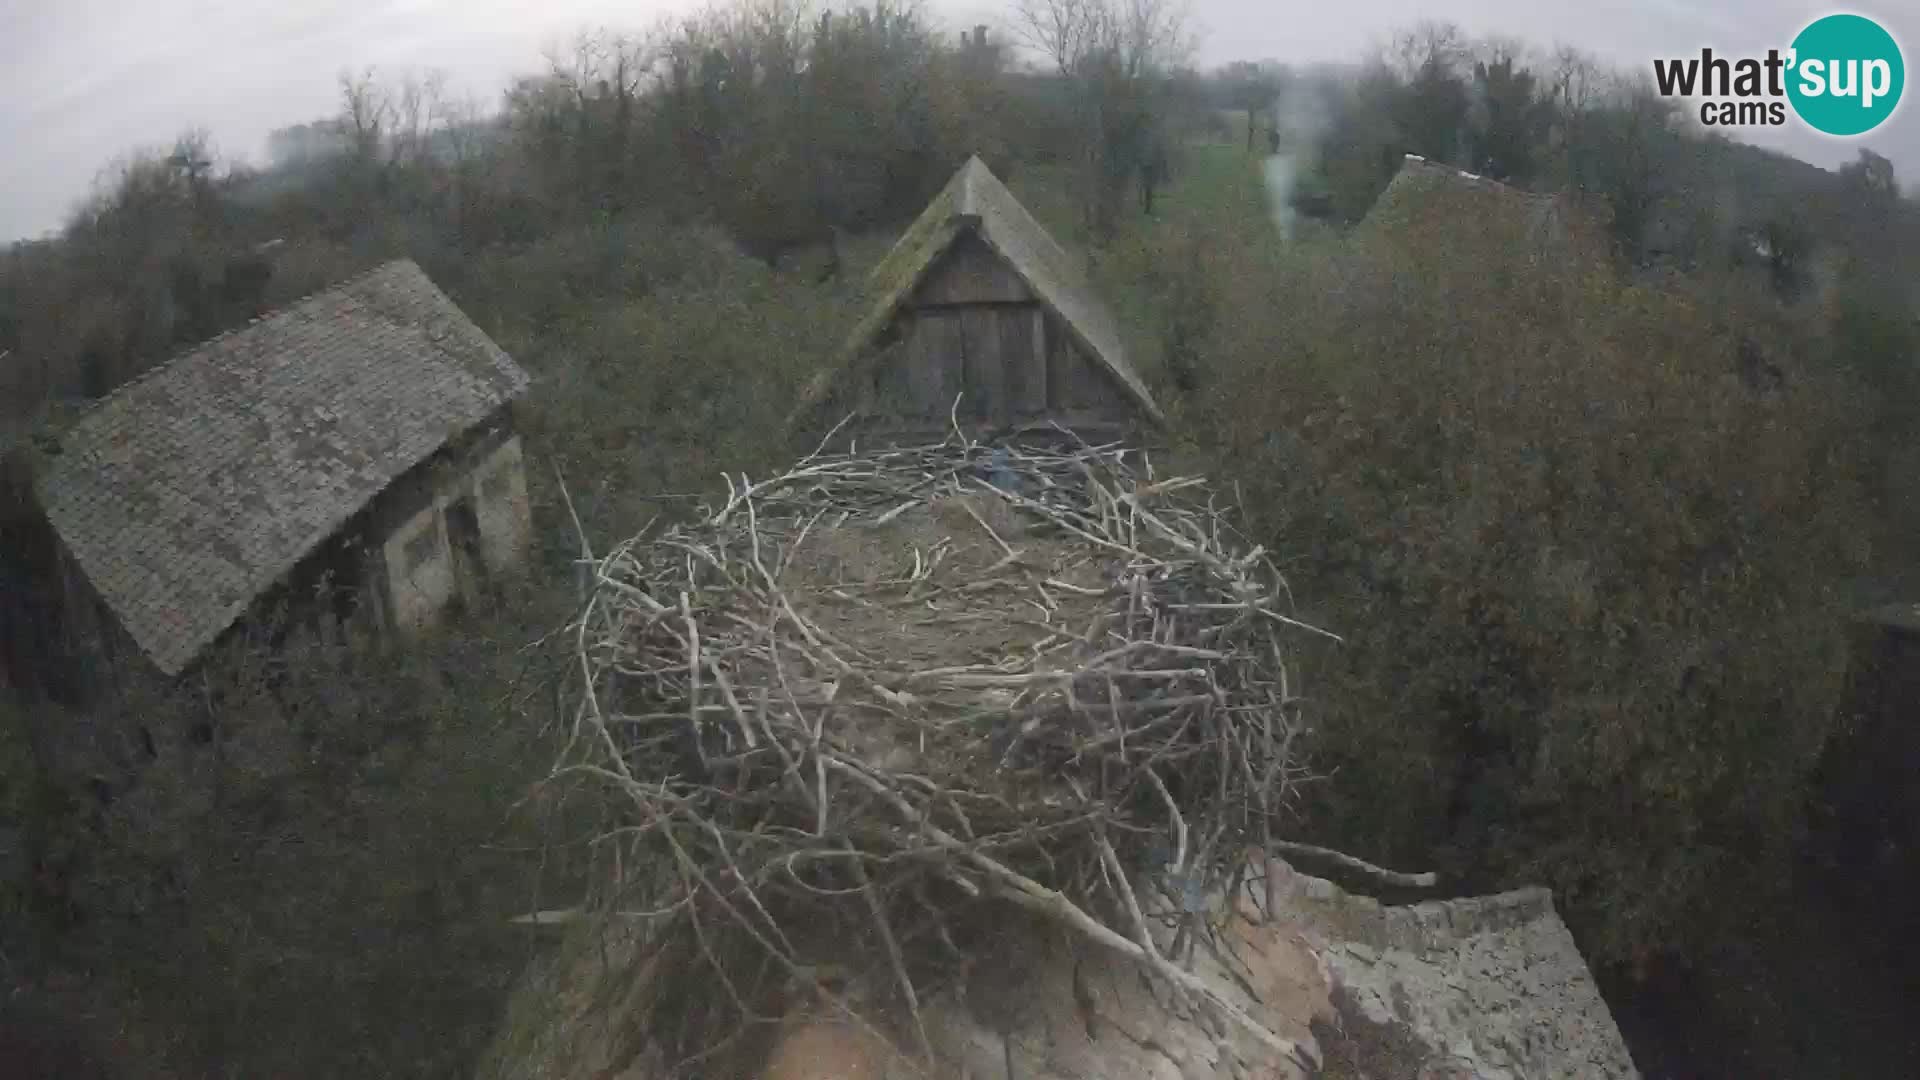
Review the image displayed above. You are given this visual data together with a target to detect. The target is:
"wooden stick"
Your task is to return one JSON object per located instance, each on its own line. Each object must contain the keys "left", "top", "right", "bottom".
{"left": 1270, "top": 842, "right": 1438, "bottom": 889}
{"left": 824, "top": 757, "right": 1304, "bottom": 1061}
{"left": 548, "top": 431, "right": 1358, "bottom": 1072}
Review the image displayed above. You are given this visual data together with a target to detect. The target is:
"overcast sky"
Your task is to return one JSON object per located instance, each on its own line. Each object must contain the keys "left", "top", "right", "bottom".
{"left": 2, "top": 0, "right": 1914, "bottom": 242}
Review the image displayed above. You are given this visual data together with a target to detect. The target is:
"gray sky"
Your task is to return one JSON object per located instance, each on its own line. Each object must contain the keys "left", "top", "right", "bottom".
{"left": 3, "top": 0, "right": 1915, "bottom": 242}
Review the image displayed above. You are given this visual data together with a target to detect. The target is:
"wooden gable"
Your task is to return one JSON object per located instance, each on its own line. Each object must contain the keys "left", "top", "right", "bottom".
{"left": 873, "top": 231, "right": 1132, "bottom": 434}
{"left": 795, "top": 155, "right": 1161, "bottom": 443}
{"left": 911, "top": 233, "right": 1034, "bottom": 307}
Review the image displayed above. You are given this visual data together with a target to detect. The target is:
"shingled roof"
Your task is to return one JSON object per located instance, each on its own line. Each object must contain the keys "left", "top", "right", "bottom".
{"left": 36, "top": 259, "right": 529, "bottom": 676}
{"left": 797, "top": 155, "right": 1162, "bottom": 426}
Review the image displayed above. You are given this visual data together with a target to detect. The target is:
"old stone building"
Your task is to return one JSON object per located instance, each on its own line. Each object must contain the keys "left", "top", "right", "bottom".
{"left": 794, "top": 155, "right": 1162, "bottom": 444}
{"left": 2, "top": 258, "right": 532, "bottom": 701}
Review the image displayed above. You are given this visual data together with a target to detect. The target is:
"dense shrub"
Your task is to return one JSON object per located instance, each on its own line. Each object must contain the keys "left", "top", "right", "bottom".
{"left": 495, "top": 222, "right": 867, "bottom": 542}
{"left": 1085, "top": 142, "right": 1281, "bottom": 398}
{"left": 11, "top": 585, "right": 590, "bottom": 1077}
{"left": 1182, "top": 175, "right": 1873, "bottom": 965}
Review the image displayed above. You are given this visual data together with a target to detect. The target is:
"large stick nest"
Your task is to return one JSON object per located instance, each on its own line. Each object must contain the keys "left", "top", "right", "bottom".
{"left": 554, "top": 429, "right": 1335, "bottom": 1075}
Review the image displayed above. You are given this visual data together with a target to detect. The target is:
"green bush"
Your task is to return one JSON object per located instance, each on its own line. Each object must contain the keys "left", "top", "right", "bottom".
{"left": 1182, "top": 174, "right": 1873, "bottom": 965}
{"left": 501, "top": 227, "right": 865, "bottom": 543}
{"left": 19, "top": 587, "right": 588, "bottom": 1078}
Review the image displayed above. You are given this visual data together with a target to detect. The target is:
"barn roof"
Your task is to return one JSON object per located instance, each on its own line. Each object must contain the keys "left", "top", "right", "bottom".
{"left": 36, "top": 259, "right": 529, "bottom": 676}
{"left": 797, "top": 155, "right": 1162, "bottom": 428}
{"left": 1363, "top": 154, "right": 1576, "bottom": 258}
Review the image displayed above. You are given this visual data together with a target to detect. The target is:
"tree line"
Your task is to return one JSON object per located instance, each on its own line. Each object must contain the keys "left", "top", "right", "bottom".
{"left": 7, "top": 6, "right": 1920, "bottom": 1075}
{"left": 1, "top": 0, "right": 1211, "bottom": 439}
{"left": 1286, "top": 21, "right": 1909, "bottom": 276}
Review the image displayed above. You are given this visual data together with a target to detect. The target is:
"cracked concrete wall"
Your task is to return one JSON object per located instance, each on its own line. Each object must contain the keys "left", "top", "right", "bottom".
{"left": 380, "top": 432, "right": 531, "bottom": 633}
{"left": 470, "top": 435, "right": 531, "bottom": 576}
{"left": 384, "top": 501, "right": 455, "bottom": 632}
{"left": 1276, "top": 872, "right": 1565, "bottom": 958}
{"left": 1267, "top": 857, "right": 1638, "bottom": 1080}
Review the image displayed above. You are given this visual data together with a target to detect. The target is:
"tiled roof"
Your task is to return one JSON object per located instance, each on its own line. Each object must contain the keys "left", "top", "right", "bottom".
{"left": 36, "top": 259, "right": 529, "bottom": 675}
{"left": 798, "top": 156, "right": 1162, "bottom": 426}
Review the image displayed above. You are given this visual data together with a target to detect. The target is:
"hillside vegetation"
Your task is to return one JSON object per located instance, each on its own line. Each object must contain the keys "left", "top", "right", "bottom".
{"left": 3, "top": 4, "right": 1919, "bottom": 1077}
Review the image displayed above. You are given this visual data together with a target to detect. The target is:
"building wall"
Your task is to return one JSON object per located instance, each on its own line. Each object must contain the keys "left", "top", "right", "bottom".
{"left": 910, "top": 235, "right": 1032, "bottom": 306}
{"left": 15, "top": 405, "right": 530, "bottom": 696}
{"left": 868, "top": 236, "right": 1137, "bottom": 437}
{"left": 378, "top": 429, "right": 531, "bottom": 634}
{"left": 5, "top": 410, "right": 532, "bottom": 872}
{"left": 470, "top": 435, "right": 532, "bottom": 572}
{"left": 383, "top": 500, "right": 458, "bottom": 632}
{"left": 1044, "top": 312, "right": 1128, "bottom": 416}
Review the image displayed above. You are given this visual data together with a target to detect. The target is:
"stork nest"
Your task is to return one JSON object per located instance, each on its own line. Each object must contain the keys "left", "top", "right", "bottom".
{"left": 550, "top": 429, "right": 1336, "bottom": 1075}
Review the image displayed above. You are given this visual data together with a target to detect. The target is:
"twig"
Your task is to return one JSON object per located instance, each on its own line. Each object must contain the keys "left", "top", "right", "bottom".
{"left": 826, "top": 756, "right": 1302, "bottom": 1060}
{"left": 1270, "top": 842, "right": 1437, "bottom": 889}
{"left": 545, "top": 429, "right": 1355, "bottom": 1071}
{"left": 1144, "top": 769, "right": 1187, "bottom": 874}
{"left": 848, "top": 841, "right": 937, "bottom": 1067}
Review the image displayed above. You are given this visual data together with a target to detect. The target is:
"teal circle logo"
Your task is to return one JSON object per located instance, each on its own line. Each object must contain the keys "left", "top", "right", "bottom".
{"left": 1787, "top": 14, "right": 1905, "bottom": 136}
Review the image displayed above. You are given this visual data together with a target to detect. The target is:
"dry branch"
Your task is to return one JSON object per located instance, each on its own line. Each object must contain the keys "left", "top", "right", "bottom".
{"left": 1270, "top": 841, "right": 1437, "bottom": 889}
{"left": 552, "top": 430, "right": 1338, "bottom": 1070}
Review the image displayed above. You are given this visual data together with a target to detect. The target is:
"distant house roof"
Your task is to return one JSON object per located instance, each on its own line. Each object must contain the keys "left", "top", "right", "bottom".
{"left": 36, "top": 259, "right": 529, "bottom": 676}
{"left": 795, "top": 155, "right": 1162, "bottom": 428}
{"left": 1363, "top": 154, "right": 1577, "bottom": 259}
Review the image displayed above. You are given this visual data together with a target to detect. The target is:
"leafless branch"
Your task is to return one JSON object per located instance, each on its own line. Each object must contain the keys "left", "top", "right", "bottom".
{"left": 550, "top": 431, "right": 1354, "bottom": 1067}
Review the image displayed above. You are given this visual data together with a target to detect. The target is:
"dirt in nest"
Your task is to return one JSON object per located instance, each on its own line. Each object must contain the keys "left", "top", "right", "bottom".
{"left": 766, "top": 491, "right": 1122, "bottom": 816}
{"left": 778, "top": 491, "right": 1110, "bottom": 672}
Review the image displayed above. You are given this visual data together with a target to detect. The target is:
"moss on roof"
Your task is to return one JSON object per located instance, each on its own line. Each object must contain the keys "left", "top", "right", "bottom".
{"left": 36, "top": 259, "right": 529, "bottom": 675}
{"left": 794, "top": 156, "right": 1162, "bottom": 431}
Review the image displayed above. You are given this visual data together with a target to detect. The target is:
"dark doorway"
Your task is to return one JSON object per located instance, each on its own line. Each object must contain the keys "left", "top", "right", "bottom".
{"left": 445, "top": 497, "right": 489, "bottom": 611}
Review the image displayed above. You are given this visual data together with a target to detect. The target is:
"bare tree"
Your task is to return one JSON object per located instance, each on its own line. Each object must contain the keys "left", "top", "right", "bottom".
{"left": 534, "top": 28, "right": 660, "bottom": 212}
{"left": 393, "top": 74, "right": 424, "bottom": 166}
{"left": 1547, "top": 44, "right": 1601, "bottom": 115}
{"left": 1115, "top": 0, "right": 1195, "bottom": 76}
{"left": 1013, "top": 0, "right": 1107, "bottom": 77}
{"left": 544, "top": 27, "right": 651, "bottom": 108}
{"left": 339, "top": 67, "right": 394, "bottom": 168}
{"left": 1384, "top": 20, "right": 1465, "bottom": 82}
{"left": 163, "top": 129, "right": 217, "bottom": 193}
{"left": 387, "top": 69, "right": 450, "bottom": 167}
{"left": 1474, "top": 35, "right": 1530, "bottom": 71}
{"left": 437, "top": 91, "right": 488, "bottom": 170}
{"left": 1014, "top": 0, "right": 1192, "bottom": 83}
{"left": 1013, "top": 0, "right": 1194, "bottom": 240}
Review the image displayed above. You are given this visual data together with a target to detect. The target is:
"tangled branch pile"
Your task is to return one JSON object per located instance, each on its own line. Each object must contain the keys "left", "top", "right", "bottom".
{"left": 554, "top": 430, "right": 1336, "bottom": 1073}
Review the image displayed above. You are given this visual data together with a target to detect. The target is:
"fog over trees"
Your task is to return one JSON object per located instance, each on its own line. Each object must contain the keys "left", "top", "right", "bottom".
{"left": 4, "top": 2, "right": 1919, "bottom": 1076}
